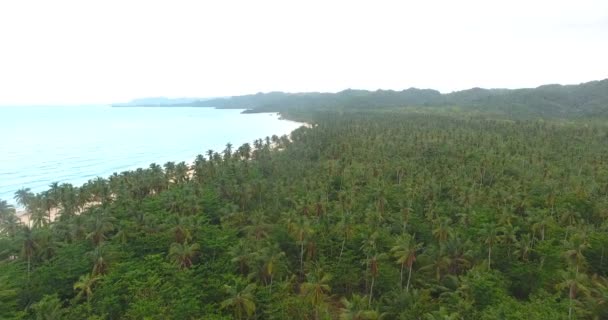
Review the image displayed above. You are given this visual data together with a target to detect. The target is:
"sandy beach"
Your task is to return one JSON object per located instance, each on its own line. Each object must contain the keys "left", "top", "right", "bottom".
{"left": 16, "top": 201, "right": 101, "bottom": 226}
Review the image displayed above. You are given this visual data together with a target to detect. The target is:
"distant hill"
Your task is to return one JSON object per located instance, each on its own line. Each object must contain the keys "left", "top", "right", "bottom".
{"left": 185, "top": 88, "right": 446, "bottom": 111}
{"left": 442, "top": 79, "right": 608, "bottom": 117}
{"left": 121, "top": 79, "right": 608, "bottom": 118}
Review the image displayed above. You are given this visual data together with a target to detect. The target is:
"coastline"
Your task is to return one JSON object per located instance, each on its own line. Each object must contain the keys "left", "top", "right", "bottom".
{"left": 16, "top": 200, "right": 102, "bottom": 226}
{"left": 272, "top": 112, "right": 313, "bottom": 128}
{"left": 7, "top": 112, "right": 310, "bottom": 223}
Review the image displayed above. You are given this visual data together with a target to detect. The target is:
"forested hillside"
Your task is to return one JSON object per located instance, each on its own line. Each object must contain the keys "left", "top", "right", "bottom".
{"left": 2, "top": 109, "right": 608, "bottom": 319}
{"left": 179, "top": 79, "right": 608, "bottom": 118}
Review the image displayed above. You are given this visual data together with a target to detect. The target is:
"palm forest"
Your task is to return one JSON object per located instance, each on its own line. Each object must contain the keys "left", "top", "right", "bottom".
{"left": 2, "top": 80, "right": 608, "bottom": 319}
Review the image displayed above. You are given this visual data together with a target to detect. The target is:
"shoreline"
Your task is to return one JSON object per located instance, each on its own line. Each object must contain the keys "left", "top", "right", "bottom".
{"left": 16, "top": 200, "right": 102, "bottom": 226}
{"left": 5, "top": 113, "right": 311, "bottom": 222}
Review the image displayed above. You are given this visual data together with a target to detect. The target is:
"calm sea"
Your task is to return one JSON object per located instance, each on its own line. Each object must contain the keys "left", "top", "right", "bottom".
{"left": 0, "top": 106, "right": 303, "bottom": 204}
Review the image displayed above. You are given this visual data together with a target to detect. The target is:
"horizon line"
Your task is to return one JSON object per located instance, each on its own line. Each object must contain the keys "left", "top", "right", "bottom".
{"left": 1, "top": 77, "right": 605, "bottom": 107}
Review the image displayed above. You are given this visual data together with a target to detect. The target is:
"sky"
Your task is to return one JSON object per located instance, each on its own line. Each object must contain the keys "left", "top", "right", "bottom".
{"left": 0, "top": 0, "right": 607, "bottom": 105}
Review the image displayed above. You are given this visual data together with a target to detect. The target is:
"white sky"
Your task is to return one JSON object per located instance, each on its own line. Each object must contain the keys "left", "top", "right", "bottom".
{"left": 0, "top": 0, "right": 607, "bottom": 105}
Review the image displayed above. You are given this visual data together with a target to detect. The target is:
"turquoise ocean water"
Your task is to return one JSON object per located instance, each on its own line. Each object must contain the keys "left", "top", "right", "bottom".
{"left": 0, "top": 106, "right": 303, "bottom": 204}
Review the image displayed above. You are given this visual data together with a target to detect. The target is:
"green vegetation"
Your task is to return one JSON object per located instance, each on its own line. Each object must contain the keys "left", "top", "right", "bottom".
{"left": 181, "top": 78, "right": 608, "bottom": 119}
{"left": 3, "top": 89, "right": 608, "bottom": 319}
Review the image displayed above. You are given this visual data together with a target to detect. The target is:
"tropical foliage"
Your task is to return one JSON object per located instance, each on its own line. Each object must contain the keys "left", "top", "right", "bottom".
{"left": 2, "top": 107, "right": 608, "bottom": 319}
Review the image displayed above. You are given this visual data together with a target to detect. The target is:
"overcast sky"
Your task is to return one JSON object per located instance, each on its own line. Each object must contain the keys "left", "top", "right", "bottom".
{"left": 0, "top": 0, "right": 607, "bottom": 105}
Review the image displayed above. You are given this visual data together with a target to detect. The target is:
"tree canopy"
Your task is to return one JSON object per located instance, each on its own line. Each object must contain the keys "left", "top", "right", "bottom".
{"left": 3, "top": 95, "right": 608, "bottom": 319}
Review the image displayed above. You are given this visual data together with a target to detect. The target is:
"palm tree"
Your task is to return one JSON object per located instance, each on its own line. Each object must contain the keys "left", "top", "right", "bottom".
{"left": 229, "top": 240, "right": 252, "bottom": 275}
{"left": 287, "top": 215, "right": 313, "bottom": 273}
{"left": 238, "top": 143, "right": 252, "bottom": 160}
{"left": 562, "top": 233, "right": 589, "bottom": 273}
{"left": 48, "top": 182, "right": 61, "bottom": 215}
{"left": 557, "top": 268, "right": 590, "bottom": 319}
{"left": 36, "top": 192, "right": 51, "bottom": 223}
{"left": 270, "top": 134, "right": 280, "bottom": 146}
{"left": 444, "top": 236, "right": 473, "bottom": 275}
{"left": 164, "top": 161, "right": 176, "bottom": 184}
{"left": 29, "top": 196, "right": 48, "bottom": 228}
{"left": 113, "top": 227, "right": 130, "bottom": 246}
{"left": 455, "top": 210, "right": 471, "bottom": 228}
{"left": 251, "top": 242, "right": 286, "bottom": 289}
{"left": 513, "top": 233, "right": 534, "bottom": 262}
{"left": 58, "top": 183, "right": 79, "bottom": 217}
{"left": 420, "top": 248, "right": 450, "bottom": 281}
{"left": 19, "top": 225, "right": 38, "bottom": 281}
{"left": 423, "top": 307, "right": 460, "bottom": 320}
{"left": 221, "top": 282, "right": 256, "bottom": 320}
{"left": 338, "top": 212, "right": 355, "bottom": 259}
{"left": 500, "top": 224, "right": 518, "bottom": 257}
{"left": 390, "top": 234, "right": 423, "bottom": 291}
{"left": 587, "top": 274, "right": 608, "bottom": 320}
{"left": 170, "top": 215, "right": 193, "bottom": 244}
{"left": 253, "top": 139, "right": 263, "bottom": 152}
{"left": 242, "top": 210, "right": 271, "bottom": 241}
{"left": 0, "top": 199, "right": 15, "bottom": 217}
{"left": 224, "top": 143, "right": 233, "bottom": 160}
{"left": 206, "top": 149, "right": 215, "bottom": 161}
{"left": 400, "top": 205, "right": 412, "bottom": 233}
{"left": 74, "top": 273, "right": 100, "bottom": 302}
{"left": 192, "top": 155, "right": 206, "bottom": 183}
{"left": 498, "top": 209, "right": 518, "bottom": 227}
{"left": 36, "top": 228, "right": 57, "bottom": 261}
{"left": 560, "top": 209, "right": 581, "bottom": 229}
{"left": 174, "top": 161, "right": 190, "bottom": 183}
{"left": 148, "top": 163, "right": 167, "bottom": 193}
{"left": 86, "top": 213, "right": 115, "bottom": 247}
{"left": 301, "top": 268, "right": 332, "bottom": 320}
{"left": 31, "top": 294, "right": 65, "bottom": 320}
{"left": 366, "top": 253, "right": 387, "bottom": 306}
{"left": 479, "top": 222, "right": 500, "bottom": 269}
{"left": 88, "top": 246, "right": 109, "bottom": 276}
{"left": 340, "top": 294, "right": 383, "bottom": 320}
{"left": 360, "top": 231, "right": 378, "bottom": 288}
{"left": 531, "top": 209, "right": 553, "bottom": 241}
{"left": 432, "top": 217, "right": 453, "bottom": 246}
{"left": 0, "top": 200, "right": 20, "bottom": 237}
{"left": 168, "top": 241, "right": 200, "bottom": 269}
{"left": 48, "top": 182, "right": 61, "bottom": 202}
{"left": 14, "top": 188, "right": 34, "bottom": 211}
{"left": 69, "top": 215, "right": 88, "bottom": 241}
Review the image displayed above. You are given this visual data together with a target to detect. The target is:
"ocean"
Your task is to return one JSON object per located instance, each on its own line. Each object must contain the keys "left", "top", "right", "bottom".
{"left": 0, "top": 106, "right": 303, "bottom": 204}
